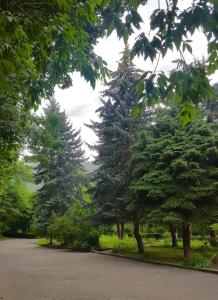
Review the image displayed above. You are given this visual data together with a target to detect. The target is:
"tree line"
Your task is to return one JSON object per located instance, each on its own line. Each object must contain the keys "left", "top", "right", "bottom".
{"left": 26, "top": 46, "right": 217, "bottom": 259}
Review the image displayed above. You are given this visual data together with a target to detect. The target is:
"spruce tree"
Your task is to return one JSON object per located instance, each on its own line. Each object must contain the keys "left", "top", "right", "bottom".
{"left": 87, "top": 45, "right": 149, "bottom": 250}
{"left": 132, "top": 107, "right": 218, "bottom": 258}
{"left": 30, "top": 99, "right": 85, "bottom": 233}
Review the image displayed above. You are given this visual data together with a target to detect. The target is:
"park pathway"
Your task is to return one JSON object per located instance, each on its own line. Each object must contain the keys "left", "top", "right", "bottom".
{"left": 0, "top": 239, "right": 217, "bottom": 300}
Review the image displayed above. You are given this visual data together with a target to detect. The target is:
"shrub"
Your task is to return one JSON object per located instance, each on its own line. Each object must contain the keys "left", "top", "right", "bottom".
{"left": 68, "top": 241, "right": 91, "bottom": 252}
{"left": 184, "top": 255, "right": 210, "bottom": 269}
{"left": 86, "top": 230, "right": 100, "bottom": 249}
{"left": 47, "top": 203, "right": 99, "bottom": 251}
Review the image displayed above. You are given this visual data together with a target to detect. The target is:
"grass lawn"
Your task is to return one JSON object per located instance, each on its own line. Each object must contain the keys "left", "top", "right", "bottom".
{"left": 37, "top": 238, "right": 61, "bottom": 247}
{"left": 100, "top": 235, "right": 217, "bottom": 267}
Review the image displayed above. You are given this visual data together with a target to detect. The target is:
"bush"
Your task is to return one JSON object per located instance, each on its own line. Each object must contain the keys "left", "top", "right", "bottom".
{"left": 184, "top": 255, "right": 210, "bottom": 269}
{"left": 86, "top": 230, "right": 100, "bottom": 249}
{"left": 47, "top": 203, "right": 99, "bottom": 251}
{"left": 68, "top": 241, "right": 91, "bottom": 251}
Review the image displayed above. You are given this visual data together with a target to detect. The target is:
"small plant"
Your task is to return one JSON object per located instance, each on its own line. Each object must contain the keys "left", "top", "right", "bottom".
{"left": 68, "top": 241, "right": 91, "bottom": 252}
{"left": 184, "top": 255, "right": 210, "bottom": 269}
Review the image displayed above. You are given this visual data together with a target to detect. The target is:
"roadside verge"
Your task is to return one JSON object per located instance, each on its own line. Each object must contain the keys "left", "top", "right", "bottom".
{"left": 91, "top": 250, "right": 218, "bottom": 275}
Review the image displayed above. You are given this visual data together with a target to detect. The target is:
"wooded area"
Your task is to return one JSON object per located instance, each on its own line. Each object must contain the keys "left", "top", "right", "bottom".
{"left": 0, "top": 0, "right": 217, "bottom": 269}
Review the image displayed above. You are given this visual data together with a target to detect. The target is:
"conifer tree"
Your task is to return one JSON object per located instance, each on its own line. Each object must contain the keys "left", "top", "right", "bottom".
{"left": 132, "top": 107, "right": 218, "bottom": 258}
{"left": 87, "top": 45, "right": 149, "bottom": 250}
{"left": 30, "top": 99, "right": 85, "bottom": 233}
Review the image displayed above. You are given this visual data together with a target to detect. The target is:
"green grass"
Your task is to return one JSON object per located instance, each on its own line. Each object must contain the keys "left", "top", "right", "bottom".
{"left": 37, "top": 238, "right": 61, "bottom": 247}
{"left": 100, "top": 235, "right": 217, "bottom": 267}
{"left": 144, "top": 238, "right": 207, "bottom": 249}
{"left": 100, "top": 235, "right": 207, "bottom": 251}
{"left": 100, "top": 235, "right": 136, "bottom": 250}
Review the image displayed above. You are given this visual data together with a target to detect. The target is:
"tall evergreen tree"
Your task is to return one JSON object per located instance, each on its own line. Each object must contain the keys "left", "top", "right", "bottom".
{"left": 30, "top": 99, "right": 85, "bottom": 233}
{"left": 87, "top": 45, "right": 150, "bottom": 249}
{"left": 132, "top": 107, "right": 218, "bottom": 258}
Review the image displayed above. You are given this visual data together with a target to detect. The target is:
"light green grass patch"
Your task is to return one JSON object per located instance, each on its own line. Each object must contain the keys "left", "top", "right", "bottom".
{"left": 100, "top": 235, "right": 136, "bottom": 250}
{"left": 37, "top": 238, "right": 61, "bottom": 246}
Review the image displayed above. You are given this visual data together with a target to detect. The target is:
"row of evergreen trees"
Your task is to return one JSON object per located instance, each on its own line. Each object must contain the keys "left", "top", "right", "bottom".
{"left": 28, "top": 45, "right": 217, "bottom": 259}
{"left": 88, "top": 46, "right": 218, "bottom": 258}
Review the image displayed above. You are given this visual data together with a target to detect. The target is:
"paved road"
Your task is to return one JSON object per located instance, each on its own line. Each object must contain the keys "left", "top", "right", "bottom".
{"left": 0, "top": 239, "right": 217, "bottom": 300}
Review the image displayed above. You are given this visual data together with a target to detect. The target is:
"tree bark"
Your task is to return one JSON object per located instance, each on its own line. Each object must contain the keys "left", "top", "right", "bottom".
{"left": 170, "top": 224, "right": 177, "bottom": 248}
{"left": 208, "top": 227, "right": 217, "bottom": 246}
{"left": 134, "top": 221, "right": 144, "bottom": 254}
{"left": 120, "top": 223, "right": 125, "bottom": 239}
{"left": 182, "top": 224, "right": 191, "bottom": 259}
{"left": 116, "top": 223, "right": 121, "bottom": 239}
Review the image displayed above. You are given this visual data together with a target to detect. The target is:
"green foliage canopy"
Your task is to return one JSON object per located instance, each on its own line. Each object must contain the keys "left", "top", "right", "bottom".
{"left": 132, "top": 108, "right": 218, "bottom": 227}
{"left": 0, "top": 161, "right": 35, "bottom": 235}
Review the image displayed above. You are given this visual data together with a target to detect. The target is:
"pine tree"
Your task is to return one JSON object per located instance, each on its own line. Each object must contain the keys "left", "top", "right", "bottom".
{"left": 87, "top": 45, "right": 149, "bottom": 249}
{"left": 132, "top": 107, "right": 218, "bottom": 258}
{"left": 30, "top": 99, "right": 85, "bottom": 233}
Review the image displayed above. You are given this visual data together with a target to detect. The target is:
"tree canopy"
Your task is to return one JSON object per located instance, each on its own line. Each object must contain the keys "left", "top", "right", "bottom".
{"left": 132, "top": 107, "right": 218, "bottom": 256}
{"left": 0, "top": 0, "right": 217, "bottom": 109}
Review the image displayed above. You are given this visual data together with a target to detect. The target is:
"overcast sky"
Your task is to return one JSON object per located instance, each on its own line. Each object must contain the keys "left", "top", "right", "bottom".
{"left": 51, "top": 0, "right": 217, "bottom": 160}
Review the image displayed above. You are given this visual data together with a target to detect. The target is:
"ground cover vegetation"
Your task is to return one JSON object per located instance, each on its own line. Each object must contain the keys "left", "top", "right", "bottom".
{"left": 0, "top": 0, "right": 218, "bottom": 268}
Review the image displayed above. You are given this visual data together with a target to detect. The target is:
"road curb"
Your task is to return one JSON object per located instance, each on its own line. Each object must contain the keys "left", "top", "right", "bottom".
{"left": 91, "top": 250, "right": 218, "bottom": 275}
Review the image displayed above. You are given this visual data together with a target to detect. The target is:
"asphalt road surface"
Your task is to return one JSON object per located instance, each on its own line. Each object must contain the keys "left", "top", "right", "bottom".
{"left": 0, "top": 239, "right": 217, "bottom": 300}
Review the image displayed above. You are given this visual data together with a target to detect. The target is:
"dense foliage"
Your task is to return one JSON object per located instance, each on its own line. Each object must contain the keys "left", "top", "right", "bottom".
{"left": 29, "top": 99, "right": 85, "bottom": 233}
{"left": 1, "top": 1, "right": 217, "bottom": 108}
{"left": 47, "top": 203, "right": 99, "bottom": 251}
{"left": 132, "top": 108, "right": 218, "bottom": 257}
{"left": 1, "top": 1, "right": 217, "bottom": 216}
{"left": 0, "top": 161, "right": 35, "bottom": 235}
{"left": 87, "top": 46, "right": 151, "bottom": 249}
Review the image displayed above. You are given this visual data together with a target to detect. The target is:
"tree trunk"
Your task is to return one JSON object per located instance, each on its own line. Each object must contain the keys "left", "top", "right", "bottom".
{"left": 208, "top": 227, "right": 217, "bottom": 247}
{"left": 120, "top": 223, "right": 125, "bottom": 239}
{"left": 116, "top": 223, "right": 121, "bottom": 239}
{"left": 182, "top": 224, "right": 191, "bottom": 259}
{"left": 170, "top": 224, "right": 177, "bottom": 248}
{"left": 134, "top": 221, "right": 144, "bottom": 254}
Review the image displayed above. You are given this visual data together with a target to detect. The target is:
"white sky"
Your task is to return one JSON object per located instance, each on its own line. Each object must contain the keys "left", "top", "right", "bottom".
{"left": 52, "top": 0, "right": 218, "bottom": 159}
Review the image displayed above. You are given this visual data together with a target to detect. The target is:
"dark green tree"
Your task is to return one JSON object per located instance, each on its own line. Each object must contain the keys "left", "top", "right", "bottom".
{"left": 30, "top": 99, "right": 85, "bottom": 233}
{"left": 87, "top": 45, "right": 150, "bottom": 250}
{"left": 132, "top": 107, "right": 218, "bottom": 258}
